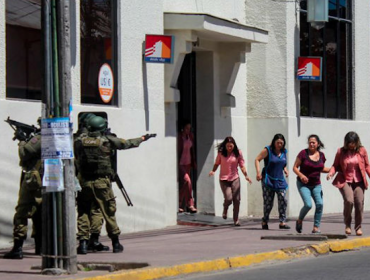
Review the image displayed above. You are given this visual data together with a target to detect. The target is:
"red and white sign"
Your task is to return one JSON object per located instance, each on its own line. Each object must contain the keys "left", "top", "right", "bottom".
{"left": 144, "top": 35, "right": 174, "bottom": 64}
{"left": 98, "top": 63, "right": 114, "bottom": 103}
{"left": 297, "top": 57, "right": 322, "bottom": 81}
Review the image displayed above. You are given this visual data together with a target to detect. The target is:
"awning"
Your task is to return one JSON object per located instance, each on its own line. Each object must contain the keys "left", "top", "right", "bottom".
{"left": 164, "top": 13, "right": 268, "bottom": 44}
{"left": 6, "top": 0, "right": 41, "bottom": 30}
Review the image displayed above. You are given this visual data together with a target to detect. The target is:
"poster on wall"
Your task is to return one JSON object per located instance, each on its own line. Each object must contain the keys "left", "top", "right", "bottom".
{"left": 144, "top": 35, "right": 174, "bottom": 64}
{"left": 297, "top": 57, "right": 322, "bottom": 81}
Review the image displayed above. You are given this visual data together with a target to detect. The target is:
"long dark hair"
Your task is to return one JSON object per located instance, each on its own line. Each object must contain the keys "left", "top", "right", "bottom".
{"left": 308, "top": 134, "right": 324, "bottom": 151}
{"left": 217, "top": 136, "right": 240, "bottom": 157}
{"left": 270, "top": 133, "right": 286, "bottom": 152}
{"left": 343, "top": 131, "right": 362, "bottom": 152}
{"left": 179, "top": 119, "right": 191, "bottom": 132}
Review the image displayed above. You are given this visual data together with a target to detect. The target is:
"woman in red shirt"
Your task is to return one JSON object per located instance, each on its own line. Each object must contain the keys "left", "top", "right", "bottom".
{"left": 327, "top": 132, "right": 370, "bottom": 236}
{"left": 209, "top": 137, "right": 252, "bottom": 226}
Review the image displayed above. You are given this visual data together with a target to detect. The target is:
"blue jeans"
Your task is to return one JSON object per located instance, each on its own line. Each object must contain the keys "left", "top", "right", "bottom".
{"left": 297, "top": 180, "right": 323, "bottom": 228}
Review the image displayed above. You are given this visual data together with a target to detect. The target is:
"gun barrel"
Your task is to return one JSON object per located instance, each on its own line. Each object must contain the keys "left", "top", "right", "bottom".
{"left": 114, "top": 174, "right": 133, "bottom": 207}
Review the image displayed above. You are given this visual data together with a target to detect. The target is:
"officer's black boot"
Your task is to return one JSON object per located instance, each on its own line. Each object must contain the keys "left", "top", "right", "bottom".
{"left": 77, "top": 239, "right": 88, "bottom": 255}
{"left": 87, "top": 233, "right": 110, "bottom": 252}
{"left": 34, "top": 237, "right": 42, "bottom": 255}
{"left": 3, "top": 239, "right": 24, "bottom": 259}
{"left": 111, "top": 236, "right": 124, "bottom": 253}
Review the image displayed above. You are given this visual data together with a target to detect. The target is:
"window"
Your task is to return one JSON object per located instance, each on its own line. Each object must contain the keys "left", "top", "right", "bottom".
{"left": 300, "top": 0, "right": 352, "bottom": 119}
{"left": 80, "top": 0, "right": 118, "bottom": 105}
{"left": 6, "top": 0, "right": 42, "bottom": 100}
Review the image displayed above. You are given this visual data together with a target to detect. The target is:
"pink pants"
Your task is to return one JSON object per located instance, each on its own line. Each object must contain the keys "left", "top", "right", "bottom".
{"left": 179, "top": 164, "right": 194, "bottom": 208}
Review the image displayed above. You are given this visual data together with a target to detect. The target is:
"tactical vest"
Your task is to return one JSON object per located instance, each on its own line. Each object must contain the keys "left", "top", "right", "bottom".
{"left": 78, "top": 134, "right": 114, "bottom": 178}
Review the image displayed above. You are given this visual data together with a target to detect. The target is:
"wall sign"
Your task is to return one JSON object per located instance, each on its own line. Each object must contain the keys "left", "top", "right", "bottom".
{"left": 98, "top": 63, "right": 114, "bottom": 103}
{"left": 144, "top": 35, "right": 174, "bottom": 64}
{"left": 297, "top": 57, "right": 322, "bottom": 81}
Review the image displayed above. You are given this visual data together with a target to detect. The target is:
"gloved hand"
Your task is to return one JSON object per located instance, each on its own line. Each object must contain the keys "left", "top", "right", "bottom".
{"left": 142, "top": 133, "right": 157, "bottom": 141}
{"left": 14, "top": 130, "right": 27, "bottom": 141}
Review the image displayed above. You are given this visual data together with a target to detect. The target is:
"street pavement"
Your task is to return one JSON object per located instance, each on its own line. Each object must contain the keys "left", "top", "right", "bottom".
{"left": 1, "top": 212, "right": 370, "bottom": 280}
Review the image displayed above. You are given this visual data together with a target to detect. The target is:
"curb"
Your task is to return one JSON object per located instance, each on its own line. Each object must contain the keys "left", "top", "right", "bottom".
{"left": 77, "top": 237, "right": 370, "bottom": 280}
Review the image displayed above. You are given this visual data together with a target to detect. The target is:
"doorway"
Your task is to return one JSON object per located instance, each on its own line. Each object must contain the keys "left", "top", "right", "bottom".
{"left": 177, "top": 52, "right": 197, "bottom": 211}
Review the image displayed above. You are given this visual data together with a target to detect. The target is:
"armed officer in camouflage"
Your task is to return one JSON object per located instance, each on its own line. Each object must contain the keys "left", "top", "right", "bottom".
{"left": 74, "top": 115, "right": 153, "bottom": 253}
{"left": 75, "top": 113, "right": 109, "bottom": 253}
{"left": 4, "top": 118, "right": 42, "bottom": 259}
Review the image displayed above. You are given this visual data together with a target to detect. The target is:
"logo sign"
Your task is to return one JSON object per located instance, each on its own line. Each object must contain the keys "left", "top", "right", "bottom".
{"left": 98, "top": 63, "right": 114, "bottom": 103}
{"left": 144, "top": 35, "right": 174, "bottom": 64}
{"left": 297, "top": 57, "right": 322, "bottom": 81}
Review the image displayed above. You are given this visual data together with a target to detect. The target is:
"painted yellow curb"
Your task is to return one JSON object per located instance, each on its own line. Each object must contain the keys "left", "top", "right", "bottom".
{"left": 327, "top": 237, "right": 370, "bottom": 252}
{"left": 310, "top": 243, "right": 330, "bottom": 255}
{"left": 228, "top": 250, "right": 290, "bottom": 268}
{"left": 77, "top": 237, "right": 370, "bottom": 280}
{"left": 76, "top": 259, "right": 230, "bottom": 280}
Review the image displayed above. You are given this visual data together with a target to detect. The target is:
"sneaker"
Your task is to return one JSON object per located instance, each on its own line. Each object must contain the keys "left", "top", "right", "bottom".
{"left": 279, "top": 224, "right": 291, "bottom": 229}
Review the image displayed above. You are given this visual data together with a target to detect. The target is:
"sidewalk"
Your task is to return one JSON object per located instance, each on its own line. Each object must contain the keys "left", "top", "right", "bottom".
{"left": 1, "top": 212, "right": 370, "bottom": 280}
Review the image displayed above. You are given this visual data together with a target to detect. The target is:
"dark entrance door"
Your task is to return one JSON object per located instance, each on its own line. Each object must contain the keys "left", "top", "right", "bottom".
{"left": 177, "top": 52, "right": 197, "bottom": 209}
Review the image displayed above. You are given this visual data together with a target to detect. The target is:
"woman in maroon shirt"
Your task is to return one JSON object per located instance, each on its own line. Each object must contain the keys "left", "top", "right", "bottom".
{"left": 293, "top": 135, "right": 329, "bottom": 234}
{"left": 178, "top": 121, "right": 197, "bottom": 213}
{"left": 327, "top": 132, "right": 370, "bottom": 236}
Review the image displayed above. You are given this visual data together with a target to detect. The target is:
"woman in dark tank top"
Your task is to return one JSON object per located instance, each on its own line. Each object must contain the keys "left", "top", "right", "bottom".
{"left": 293, "top": 134, "right": 330, "bottom": 234}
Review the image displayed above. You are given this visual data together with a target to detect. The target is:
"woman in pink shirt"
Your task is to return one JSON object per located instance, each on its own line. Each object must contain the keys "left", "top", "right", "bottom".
{"left": 178, "top": 122, "right": 197, "bottom": 213}
{"left": 209, "top": 137, "right": 252, "bottom": 226}
{"left": 327, "top": 132, "right": 370, "bottom": 236}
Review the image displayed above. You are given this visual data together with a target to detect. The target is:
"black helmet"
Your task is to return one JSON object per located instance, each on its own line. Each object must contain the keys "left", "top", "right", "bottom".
{"left": 88, "top": 116, "right": 107, "bottom": 132}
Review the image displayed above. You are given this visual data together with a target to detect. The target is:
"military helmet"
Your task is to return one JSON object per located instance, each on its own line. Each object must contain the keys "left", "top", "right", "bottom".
{"left": 79, "top": 112, "right": 96, "bottom": 126}
{"left": 87, "top": 116, "right": 107, "bottom": 132}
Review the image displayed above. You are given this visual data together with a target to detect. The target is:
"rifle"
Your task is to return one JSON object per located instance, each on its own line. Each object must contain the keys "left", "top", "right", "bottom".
{"left": 5, "top": 117, "right": 40, "bottom": 141}
{"left": 112, "top": 174, "right": 133, "bottom": 207}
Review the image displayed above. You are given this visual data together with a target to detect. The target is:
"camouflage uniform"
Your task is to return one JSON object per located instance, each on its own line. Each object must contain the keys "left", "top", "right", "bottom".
{"left": 74, "top": 130, "right": 143, "bottom": 253}
{"left": 15, "top": 134, "right": 42, "bottom": 239}
{"left": 74, "top": 124, "right": 107, "bottom": 251}
{"left": 4, "top": 134, "right": 42, "bottom": 259}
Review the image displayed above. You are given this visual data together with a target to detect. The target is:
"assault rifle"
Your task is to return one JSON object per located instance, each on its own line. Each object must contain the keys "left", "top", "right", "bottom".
{"left": 112, "top": 174, "right": 133, "bottom": 207}
{"left": 5, "top": 117, "right": 40, "bottom": 141}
